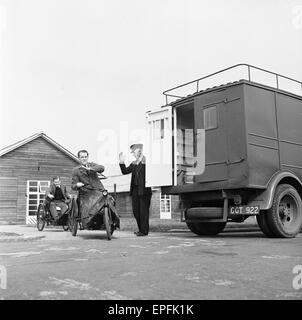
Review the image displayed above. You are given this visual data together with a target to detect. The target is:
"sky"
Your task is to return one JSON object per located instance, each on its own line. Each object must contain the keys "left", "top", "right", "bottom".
{"left": 0, "top": 0, "right": 302, "bottom": 175}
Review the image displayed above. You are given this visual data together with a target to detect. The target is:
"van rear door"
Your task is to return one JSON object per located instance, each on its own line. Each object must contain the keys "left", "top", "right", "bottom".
{"left": 194, "top": 95, "right": 228, "bottom": 183}
{"left": 145, "top": 106, "right": 174, "bottom": 187}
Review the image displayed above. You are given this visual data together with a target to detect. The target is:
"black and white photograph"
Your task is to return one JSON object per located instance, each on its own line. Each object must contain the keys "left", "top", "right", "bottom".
{"left": 0, "top": 0, "right": 302, "bottom": 308}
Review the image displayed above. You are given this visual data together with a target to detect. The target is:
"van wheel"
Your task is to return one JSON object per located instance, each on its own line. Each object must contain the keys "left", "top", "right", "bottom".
{"left": 266, "top": 184, "right": 302, "bottom": 238}
{"left": 186, "top": 221, "right": 226, "bottom": 235}
{"left": 256, "top": 211, "right": 275, "bottom": 237}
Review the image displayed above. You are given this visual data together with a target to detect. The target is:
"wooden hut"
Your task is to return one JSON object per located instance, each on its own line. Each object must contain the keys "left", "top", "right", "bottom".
{"left": 0, "top": 132, "right": 79, "bottom": 224}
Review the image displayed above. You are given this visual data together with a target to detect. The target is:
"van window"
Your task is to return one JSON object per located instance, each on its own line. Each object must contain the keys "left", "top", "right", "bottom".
{"left": 204, "top": 105, "right": 218, "bottom": 130}
{"left": 153, "top": 119, "right": 165, "bottom": 140}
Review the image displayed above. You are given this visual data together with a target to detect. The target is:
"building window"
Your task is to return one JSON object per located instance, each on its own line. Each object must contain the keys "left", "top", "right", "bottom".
{"left": 39, "top": 181, "right": 49, "bottom": 193}
{"left": 153, "top": 119, "right": 165, "bottom": 140}
{"left": 160, "top": 193, "right": 171, "bottom": 214}
{"left": 204, "top": 105, "right": 218, "bottom": 130}
{"left": 27, "top": 180, "right": 50, "bottom": 217}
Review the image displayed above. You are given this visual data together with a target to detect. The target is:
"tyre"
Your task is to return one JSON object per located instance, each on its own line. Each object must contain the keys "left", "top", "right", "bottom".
{"left": 104, "top": 207, "right": 112, "bottom": 240}
{"left": 62, "top": 223, "right": 69, "bottom": 231}
{"left": 110, "top": 222, "right": 115, "bottom": 236}
{"left": 67, "top": 214, "right": 72, "bottom": 230}
{"left": 186, "top": 221, "right": 226, "bottom": 235}
{"left": 61, "top": 214, "right": 69, "bottom": 231}
{"left": 68, "top": 198, "right": 78, "bottom": 236}
{"left": 36, "top": 204, "right": 45, "bottom": 231}
{"left": 266, "top": 184, "right": 302, "bottom": 238}
{"left": 69, "top": 216, "right": 78, "bottom": 236}
{"left": 256, "top": 211, "right": 275, "bottom": 238}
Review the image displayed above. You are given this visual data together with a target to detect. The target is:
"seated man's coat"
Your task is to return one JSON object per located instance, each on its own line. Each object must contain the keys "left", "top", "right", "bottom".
{"left": 71, "top": 163, "right": 119, "bottom": 228}
{"left": 46, "top": 183, "right": 70, "bottom": 201}
{"left": 45, "top": 183, "right": 70, "bottom": 218}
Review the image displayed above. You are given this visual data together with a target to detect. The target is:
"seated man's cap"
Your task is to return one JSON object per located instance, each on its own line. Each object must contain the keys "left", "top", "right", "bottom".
{"left": 130, "top": 143, "right": 143, "bottom": 150}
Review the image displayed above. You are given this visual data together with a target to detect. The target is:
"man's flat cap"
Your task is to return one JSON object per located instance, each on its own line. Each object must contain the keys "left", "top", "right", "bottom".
{"left": 130, "top": 143, "right": 143, "bottom": 150}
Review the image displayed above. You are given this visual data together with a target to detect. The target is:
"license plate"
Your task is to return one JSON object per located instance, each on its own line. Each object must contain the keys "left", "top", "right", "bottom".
{"left": 229, "top": 205, "right": 260, "bottom": 215}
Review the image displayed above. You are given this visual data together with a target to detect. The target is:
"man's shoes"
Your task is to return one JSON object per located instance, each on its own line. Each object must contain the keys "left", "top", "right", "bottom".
{"left": 133, "top": 231, "right": 139, "bottom": 235}
{"left": 136, "top": 232, "right": 147, "bottom": 237}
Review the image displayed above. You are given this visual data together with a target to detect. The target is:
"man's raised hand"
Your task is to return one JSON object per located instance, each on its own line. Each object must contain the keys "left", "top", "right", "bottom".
{"left": 119, "top": 152, "right": 125, "bottom": 163}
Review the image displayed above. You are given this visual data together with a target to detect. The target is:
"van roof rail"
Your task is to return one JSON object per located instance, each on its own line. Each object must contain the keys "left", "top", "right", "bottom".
{"left": 163, "top": 63, "right": 302, "bottom": 105}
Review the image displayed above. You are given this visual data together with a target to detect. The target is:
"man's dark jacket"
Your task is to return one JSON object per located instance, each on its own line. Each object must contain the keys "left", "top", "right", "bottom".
{"left": 71, "top": 163, "right": 105, "bottom": 193}
{"left": 119, "top": 157, "right": 152, "bottom": 196}
{"left": 45, "top": 183, "right": 70, "bottom": 201}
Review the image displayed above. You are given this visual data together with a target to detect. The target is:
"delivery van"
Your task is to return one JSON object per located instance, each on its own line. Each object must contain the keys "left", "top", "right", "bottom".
{"left": 145, "top": 64, "right": 302, "bottom": 238}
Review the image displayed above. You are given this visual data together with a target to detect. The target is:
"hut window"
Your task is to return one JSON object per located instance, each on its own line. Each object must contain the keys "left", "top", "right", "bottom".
{"left": 39, "top": 181, "right": 50, "bottom": 193}
{"left": 26, "top": 180, "right": 50, "bottom": 218}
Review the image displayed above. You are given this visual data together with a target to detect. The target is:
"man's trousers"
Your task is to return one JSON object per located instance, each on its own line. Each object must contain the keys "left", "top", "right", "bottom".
{"left": 49, "top": 200, "right": 68, "bottom": 220}
{"left": 131, "top": 187, "right": 152, "bottom": 235}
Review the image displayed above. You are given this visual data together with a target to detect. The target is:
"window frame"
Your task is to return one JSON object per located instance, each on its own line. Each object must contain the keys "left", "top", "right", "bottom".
{"left": 160, "top": 193, "right": 172, "bottom": 214}
{"left": 203, "top": 104, "right": 218, "bottom": 131}
{"left": 26, "top": 180, "right": 50, "bottom": 218}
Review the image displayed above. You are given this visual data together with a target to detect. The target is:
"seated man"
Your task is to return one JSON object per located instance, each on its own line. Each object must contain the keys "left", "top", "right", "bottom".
{"left": 45, "top": 176, "right": 71, "bottom": 220}
{"left": 71, "top": 149, "right": 119, "bottom": 229}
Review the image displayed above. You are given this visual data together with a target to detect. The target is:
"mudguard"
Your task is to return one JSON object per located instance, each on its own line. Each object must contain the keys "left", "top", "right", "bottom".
{"left": 248, "top": 171, "right": 302, "bottom": 210}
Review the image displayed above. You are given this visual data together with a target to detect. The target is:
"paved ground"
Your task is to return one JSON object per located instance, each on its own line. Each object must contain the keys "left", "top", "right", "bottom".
{"left": 0, "top": 216, "right": 259, "bottom": 242}
{"left": 0, "top": 219, "right": 301, "bottom": 300}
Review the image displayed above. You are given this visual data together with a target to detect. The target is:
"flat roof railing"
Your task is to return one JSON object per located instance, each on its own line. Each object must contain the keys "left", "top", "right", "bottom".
{"left": 163, "top": 63, "right": 302, "bottom": 105}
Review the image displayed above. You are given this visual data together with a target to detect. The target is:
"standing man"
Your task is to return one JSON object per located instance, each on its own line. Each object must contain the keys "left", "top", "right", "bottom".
{"left": 119, "top": 144, "right": 152, "bottom": 236}
{"left": 45, "top": 176, "right": 71, "bottom": 220}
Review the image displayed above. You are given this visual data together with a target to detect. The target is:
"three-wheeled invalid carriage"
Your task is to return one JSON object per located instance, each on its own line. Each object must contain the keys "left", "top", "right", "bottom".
{"left": 145, "top": 63, "right": 302, "bottom": 238}
{"left": 68, "top": 189, "right": 118, "bottom": 240}
{"left": 36, "top": 199, "right": 71, "bottom": 231}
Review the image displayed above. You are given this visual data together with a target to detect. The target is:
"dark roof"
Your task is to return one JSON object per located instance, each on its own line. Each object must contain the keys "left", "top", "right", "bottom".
{"left": 167, "top": 79, "right": 302, "bottom": 107}
{"left": 0, "top": 132, "right": 80, "bottom": 163}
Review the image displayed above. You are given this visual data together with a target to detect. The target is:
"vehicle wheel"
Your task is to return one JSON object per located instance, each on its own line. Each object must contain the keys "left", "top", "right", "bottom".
{"left": 69, "top": 216, "right": 78, "bottom": 236}
{"left": 266, "top": 184, "right": 302, "bottom": 238}
{"left": 36, "top": 204, "right": 45, "bottom": 231}
{"left": 61, "top": 214, "right": 69, "bottom": 231}
{"left": 186, "top": 221, "right": 226, "bottom": 235}
{"left": 104, "top": 207, "right": 112, "bottom": 240}
{"left": 110, "top": 223, "right": 115, "bottom": 236}
{"left": 256, "top": 211, "right": 275, "bottom": 237}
